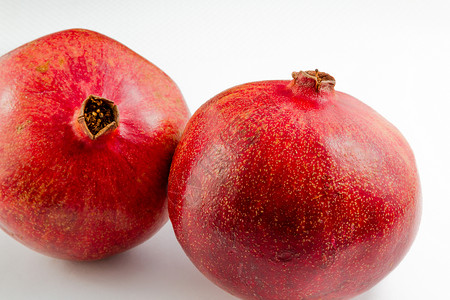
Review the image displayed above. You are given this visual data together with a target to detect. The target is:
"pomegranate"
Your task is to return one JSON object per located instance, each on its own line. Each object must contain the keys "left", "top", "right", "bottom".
{"left": 168, "top": 70, "right": 421, "bottom": 299}
{"left": 0, "top": 29, "right": 190, "bottom": 260}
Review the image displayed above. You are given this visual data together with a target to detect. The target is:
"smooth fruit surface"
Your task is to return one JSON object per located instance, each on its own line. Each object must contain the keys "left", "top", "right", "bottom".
{"left": 0, "top": 29, "right": 190, "bottom": 260}
{"left": 168, "top": 71, "right": 421, "bottom": 299}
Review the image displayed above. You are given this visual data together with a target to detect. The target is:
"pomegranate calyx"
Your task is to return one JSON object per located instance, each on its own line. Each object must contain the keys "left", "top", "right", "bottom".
{"left": 77, "top": 95, "right": 119, "bottom": 140}
{"left": 291, "top": 69, "right": 336, "bottom": 94}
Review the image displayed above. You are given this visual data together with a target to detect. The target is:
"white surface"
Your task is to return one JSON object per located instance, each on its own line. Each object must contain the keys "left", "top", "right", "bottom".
{"left": 0, "top": 0, "right": 449, "bottom": 299}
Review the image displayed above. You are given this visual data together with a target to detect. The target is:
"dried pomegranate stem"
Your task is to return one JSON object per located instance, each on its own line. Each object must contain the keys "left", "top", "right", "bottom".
{"left": 291, "top": 69, "right": 336, "bottom": 92}
{"left": 77, "top": 95, "right": 119, "bottom": 140}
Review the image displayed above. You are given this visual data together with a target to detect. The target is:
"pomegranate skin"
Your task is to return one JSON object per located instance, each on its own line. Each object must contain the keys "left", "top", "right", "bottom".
{"left": 0, "top": 29, "right": 190, "bottom": 260}
{"left": 168, "top": 71, "right": 421, "bottom": 299}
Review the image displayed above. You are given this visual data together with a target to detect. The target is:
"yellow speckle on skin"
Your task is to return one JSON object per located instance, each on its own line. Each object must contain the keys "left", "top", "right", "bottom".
{"left": 36, "top": 61, "right": 50, "bottom": 73}
{"left": 16, "top": 120, "right": 32, "bottom": 133}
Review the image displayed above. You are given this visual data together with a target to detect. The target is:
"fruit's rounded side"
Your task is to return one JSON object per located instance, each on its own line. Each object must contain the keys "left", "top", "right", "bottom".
{"left": 168, "top": 80, "right": 421, "bottom": 299}
{"left": 0, "top": 29, "right": 190, "bottom": 260}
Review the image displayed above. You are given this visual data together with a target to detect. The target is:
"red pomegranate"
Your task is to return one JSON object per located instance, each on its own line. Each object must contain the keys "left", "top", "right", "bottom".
{"left": 168, "top": 70, "right": 421, "bottom": 299}
{"left": 0, "top": 29, "right": 190, "bottom": 260}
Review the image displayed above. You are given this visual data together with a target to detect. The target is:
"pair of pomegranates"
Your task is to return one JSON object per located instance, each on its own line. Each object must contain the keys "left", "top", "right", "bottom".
{"left": 0, "top": 29, "right": 421, "bottom": 300}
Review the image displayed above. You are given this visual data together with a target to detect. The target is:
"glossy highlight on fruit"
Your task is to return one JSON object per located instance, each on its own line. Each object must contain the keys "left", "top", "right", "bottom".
{"left": 168, "top": 70, "right": 421, "bottom": 299}
{"left": 0, "top": 29, "right": 190, "bottom": 260}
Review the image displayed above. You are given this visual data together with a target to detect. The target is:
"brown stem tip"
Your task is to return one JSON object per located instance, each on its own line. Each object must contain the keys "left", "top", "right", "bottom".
{"left": 77, "top": 95, "right": 119, "bottom": 140}
{"left": 292, "top": 69, "right": 336, "bottom": 92}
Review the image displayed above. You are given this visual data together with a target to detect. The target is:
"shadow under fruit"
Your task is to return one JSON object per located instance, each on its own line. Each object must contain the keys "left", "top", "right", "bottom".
{"left": 168, "top": 70, "right": 421, "bottom": 299}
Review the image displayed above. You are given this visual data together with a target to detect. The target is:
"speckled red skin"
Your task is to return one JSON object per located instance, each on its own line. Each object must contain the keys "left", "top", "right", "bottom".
{"left": 0, "top": 29, "right": 190, "bottom": 260}
{"left": 168, "top": 72, "right": 421, "bottom": 299}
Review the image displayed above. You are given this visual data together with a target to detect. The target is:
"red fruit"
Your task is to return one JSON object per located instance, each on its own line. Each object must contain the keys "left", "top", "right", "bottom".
{"left": 168, "top": 70, "right": 421, "bottom": 299}
{"left": 0, "top": 29, "right": 190, "bottom": 260}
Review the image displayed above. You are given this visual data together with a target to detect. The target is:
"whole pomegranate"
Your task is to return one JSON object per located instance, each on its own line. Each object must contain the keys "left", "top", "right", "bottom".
{"left": 168, "top": 70, "right": 421, "bottom": 299}
{"left": 0, "top": 29, "right": 190, "bottom": 260}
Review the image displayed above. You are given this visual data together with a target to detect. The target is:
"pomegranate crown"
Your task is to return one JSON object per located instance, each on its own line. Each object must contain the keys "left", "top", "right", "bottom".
{"left": 291, "top": 69, "right": 336, "bottom": 92}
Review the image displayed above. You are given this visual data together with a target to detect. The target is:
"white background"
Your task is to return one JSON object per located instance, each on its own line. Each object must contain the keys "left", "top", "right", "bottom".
{"left": 0, "top": 0, "right": 449, "bottom": 299}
